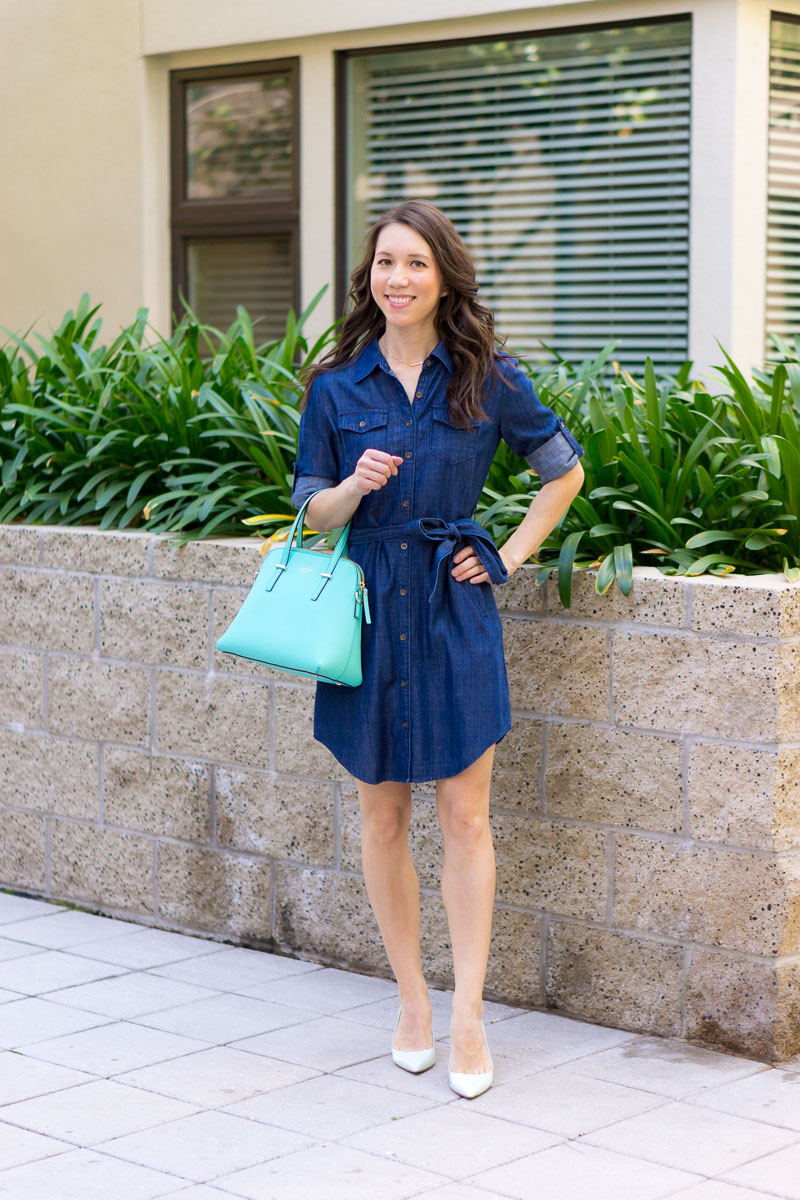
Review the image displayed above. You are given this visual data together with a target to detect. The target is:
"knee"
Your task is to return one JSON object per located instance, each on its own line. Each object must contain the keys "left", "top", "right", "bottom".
{"left": 361, "top": 805, "right": 409, "bottom": 847}
{"left": 441, "top": 803, "right": 489, "bottom": 847}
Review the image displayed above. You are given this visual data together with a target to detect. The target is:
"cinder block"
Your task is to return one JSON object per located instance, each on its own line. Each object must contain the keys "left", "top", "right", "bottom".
{"left": 216, "top": 767, "right": 335, "bottom": 867}
{"left": 158, "top": 840, "right": 272, "bottom": 941}
{"left": 49, "top": 658, "right": 149, "bottom": 744}
{"left": 50, "top": 819, "right": 154, "bottom": 911}
{"left": 156, "top": 671, "right": 269, "bottom": 767}
{"left": 492, "top": 813, "right": 607, "bottom": 920}
{"left": 0, "top": 731, "right": 98, "bottom": 818}
{"left": 546, "top": 923, "right": 682, "bottom": 1036}
{"left": 103, "top": 748, "right": 211, "bottom": 840}
{"left": 0, "top": 568, "right": 94, "bottom": 653}
{"left": 686, "top": 948, "right": 800, "bottom": 1061}
{"left": 99, "top": 578, "right": 209, "bottom": 668}
{"left": 503, "top": 619, "right": 609, "bottom": 719}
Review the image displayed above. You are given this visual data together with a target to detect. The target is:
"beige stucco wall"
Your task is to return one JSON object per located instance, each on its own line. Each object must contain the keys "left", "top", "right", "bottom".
{"left": 1, "top": 0, "right": 800, "bottom": 369}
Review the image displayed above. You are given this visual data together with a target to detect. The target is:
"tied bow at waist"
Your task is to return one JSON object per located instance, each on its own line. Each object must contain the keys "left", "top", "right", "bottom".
{"left": 348, "top": 517, "right": 508, "bottom": 606}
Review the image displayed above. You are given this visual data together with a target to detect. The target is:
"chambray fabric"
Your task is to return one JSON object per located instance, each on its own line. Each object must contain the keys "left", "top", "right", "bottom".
{"left": 290, "top": 335, "right": 584, "bottom": 784}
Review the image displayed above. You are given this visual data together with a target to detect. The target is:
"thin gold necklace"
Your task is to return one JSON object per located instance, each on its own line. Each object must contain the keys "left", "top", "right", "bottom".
{"left": 379, "top": 335, "right": 434, "bottom": 369}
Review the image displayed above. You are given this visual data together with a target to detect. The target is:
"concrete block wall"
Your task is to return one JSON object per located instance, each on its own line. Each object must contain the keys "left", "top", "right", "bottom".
{"left": 1, "top": 524, "right": 799, "bottom": 1060}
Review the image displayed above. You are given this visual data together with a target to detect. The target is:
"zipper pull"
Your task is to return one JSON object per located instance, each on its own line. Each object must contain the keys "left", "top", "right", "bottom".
{"left": 355, "top": 583, "right": 371, "bottom": 624}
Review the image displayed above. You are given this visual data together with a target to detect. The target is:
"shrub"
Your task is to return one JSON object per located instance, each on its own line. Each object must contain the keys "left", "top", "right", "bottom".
{"left": 2, "top": 296, "right": 799, "bottom": 607}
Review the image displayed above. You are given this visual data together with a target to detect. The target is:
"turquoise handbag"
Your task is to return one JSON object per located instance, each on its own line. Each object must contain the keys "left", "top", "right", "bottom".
{"left": 216, "top": 490, "right": 371, "bottom": 687}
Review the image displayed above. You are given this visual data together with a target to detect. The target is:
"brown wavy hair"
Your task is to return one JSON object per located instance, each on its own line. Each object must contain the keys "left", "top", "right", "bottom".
{"left": 299, "top": 200, "right": 514, "bottom": 427}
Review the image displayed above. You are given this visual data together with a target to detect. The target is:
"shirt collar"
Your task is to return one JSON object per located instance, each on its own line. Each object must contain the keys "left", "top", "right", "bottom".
{"left": 353, "top": 335, "right": 453, "bottom": 382}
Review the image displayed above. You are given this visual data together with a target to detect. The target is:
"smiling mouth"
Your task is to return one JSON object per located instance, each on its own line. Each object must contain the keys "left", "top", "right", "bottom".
{"left": 386, "top": 295, "right": 414, "bottom": 306}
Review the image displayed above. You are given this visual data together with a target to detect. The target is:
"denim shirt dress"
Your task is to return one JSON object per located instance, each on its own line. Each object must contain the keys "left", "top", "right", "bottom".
{"left": 291, "top": 335, "right": 584, "bottom": 785}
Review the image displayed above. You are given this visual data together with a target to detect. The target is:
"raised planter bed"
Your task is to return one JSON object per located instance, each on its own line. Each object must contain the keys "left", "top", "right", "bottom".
{"left": 1, "top": 523, "right": 798, "bottom": 1060}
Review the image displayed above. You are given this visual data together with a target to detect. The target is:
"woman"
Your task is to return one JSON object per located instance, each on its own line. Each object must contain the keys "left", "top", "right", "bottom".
{"left": 291, "top": 200, "right": 585, "bottom": 1099}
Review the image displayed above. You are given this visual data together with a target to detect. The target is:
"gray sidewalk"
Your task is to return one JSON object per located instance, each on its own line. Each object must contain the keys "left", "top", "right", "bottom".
{"left": 0, "top": 891, "right": 799, "bottom": 1200}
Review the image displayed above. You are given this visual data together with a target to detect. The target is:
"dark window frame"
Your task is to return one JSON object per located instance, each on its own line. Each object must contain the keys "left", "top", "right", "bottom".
{"left": 334, "top": 12, "right": 691, "bottom": 317}
{"left": 169, "top": 57, "right": 300, "bottom": 331}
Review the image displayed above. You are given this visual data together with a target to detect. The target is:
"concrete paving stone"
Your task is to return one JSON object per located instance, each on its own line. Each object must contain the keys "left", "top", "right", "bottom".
{"left": 675, "top": 1183, "right": 782, "bottom": 1200}
{"left": 237, "top": 965, "right": 396, "bottom": 1013}
{"left": 0, "top": 1051, "right": 96, "bottom": 1105}
{"left": 22, "top": 1020, "right": 211, "bottom": 1076}
{"left": 151, "top": 1188, "right": 234, "bottom": 1199}
{"left": 1, "top": 909, "right": 142, "bottom": 949}
{"left": 149, "top": 947, "right": 322, "bottom": 993}
{"left": 0, "top": 1079, "right": 197, "bottom": 1145}
{"left": 70, "top": 927, "right": 229, "bottom": 969}
{"left": 0, "top": 937, "right": 42, "bottom": 963}
{"left": 45, "top": 971, "right": 220, "bottom": 1019}
{"left": 230, "top": 1014, "right": 390, "bottom": 1072}
{"left": 337, "top": 1052, "right": 459, "bottom": 1102}
{"left": 405, "top": 1186, "right": 519, "bottom": 1200}
{"left": 0, "top": 949, "right": 127, "bottom": 995}
{"left": 581, "top": 1100, "right": 799, "bottom": 1176}
{"left": 344, "top": 1105, "right": 561, "bottom": 1179}
{"left": 0, "top": 1146, "right": 185, "bottom": 1200}
{"left": 336, "top": 991, "right": 524, "bottom": 1034}
{"left": 722, "top": 1140, "right": 800, "bottom": 1197}
{"left": 0, "top": 1122, "right": 72, "bottom": 1171}
{"left": 133, "top": 993, "right": 312, "bottom": 1043}
{"left": 115, "top": 1047, "right": 320, "bottom": 1108}
{"left": 211, "top": 1141, "right": 446, "bottom": 1200}
{"left": 471, "top": 1141, "right": 703, "bottom": 1200}
{"left": 0, "top": 997, "right": 114, "bottom": 1048}
{"left": 0, "top": 894, "right": 67, "bottom": 924}
{"left": 223, "top": 1073, "right": 434, "bottom": 1140}
{"left": 689, "top": 1067, "right": 800, "bottom": 1131}
{"left": 566, "top": 1035, "right": 769, "bottom": 1099}
{"left": 466, "top": 1066, "right": 669, "bottom": 1137}
{"left": 470, "top": 1009, "right": 638, "bottom": 1068}
{"left": 98, "top": 1109, "right": 312, "bottom": 1184}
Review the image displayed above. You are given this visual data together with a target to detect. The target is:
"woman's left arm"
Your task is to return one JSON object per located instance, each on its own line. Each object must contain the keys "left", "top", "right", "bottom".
{"left": 498, "top": 459, "right": 585, "bottom": 576}
{"left": 452, "top": 460, "right": 585, "bottom": 584}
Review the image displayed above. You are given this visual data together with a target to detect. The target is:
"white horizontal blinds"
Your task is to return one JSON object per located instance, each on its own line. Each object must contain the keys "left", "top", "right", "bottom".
{"left": 347, "top": 20, "right": 691, "bottom": 372}
{"left": 186, "top": 237, "right": 292, "bottom": 341}
{"left": 767, "top": 16, "right": 800, "bottom": 353}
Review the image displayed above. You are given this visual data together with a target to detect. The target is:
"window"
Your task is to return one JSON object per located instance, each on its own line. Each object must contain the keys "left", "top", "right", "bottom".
{"left": 767, "top": 14, "right": 800, "bottom": 355}
{"left": 341, "top": 19, "right": 691, "bottom": 373}
{"left": 170, "top": 59, "right": 299, "bottom": 341}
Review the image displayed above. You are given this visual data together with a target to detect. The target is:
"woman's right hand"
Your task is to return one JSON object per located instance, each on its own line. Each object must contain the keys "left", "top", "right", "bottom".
{"left": 352, "top": 450, "right": 404, "bottom": 495}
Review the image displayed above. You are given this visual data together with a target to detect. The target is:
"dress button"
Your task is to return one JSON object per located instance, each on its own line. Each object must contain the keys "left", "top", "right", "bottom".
{"left": 401, "top": 542, "right": 408, "bottom": 550}
{"left": 402, "top": 499, "right": 409, "bottom": 507}
{"left": 406, "top": 420, "right": 411, "bottom": 426}
{"left": 402, "top": 721, "right": 408, "bottom": 728}
{"left": 359, "top": 419, "right": 365, "bottom": 427}
{"left": 400, "top": 588, "right": 407, "bottom": 595}
{"left": 415, "top": 391, "right": 422, "bottom": 399}
{"left": 400, "top": 680, "right": 406, "bottom": 687}
{"left": 405, "top": 451, "right": 412, "bottom": 459}
{"left": 400, "top": 633, "right": 407, "bottom": 641}
{"left": 425, "top": 360, "right": 431, "bottom": 367}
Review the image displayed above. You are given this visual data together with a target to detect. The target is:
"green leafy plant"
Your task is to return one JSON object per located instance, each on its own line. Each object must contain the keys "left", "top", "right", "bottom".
{"left": 478, "top": 340, "right": 800, "bottom": 605}
{"left": 2, "top": 297, "right": 799, "bottom": 606}
{"left": 0, "top": 288, "right": 334, "bottom": 545}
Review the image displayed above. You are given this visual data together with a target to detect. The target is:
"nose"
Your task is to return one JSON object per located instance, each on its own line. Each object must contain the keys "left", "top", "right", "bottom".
{"left": 388, "top": 264, "right": 408, "bottom": 289}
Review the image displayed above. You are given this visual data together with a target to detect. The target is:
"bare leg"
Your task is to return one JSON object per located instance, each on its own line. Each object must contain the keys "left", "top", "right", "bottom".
{"left": 436, "top": 743, "right": 496, "bottom": 1074}
{"left": 357, "top": 778, "right": 433, "bottom": 1051}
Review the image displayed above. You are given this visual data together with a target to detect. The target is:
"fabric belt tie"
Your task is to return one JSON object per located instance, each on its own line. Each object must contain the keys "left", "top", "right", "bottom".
{"left": 348, "top": 517, "right": 508, "bottom": 606}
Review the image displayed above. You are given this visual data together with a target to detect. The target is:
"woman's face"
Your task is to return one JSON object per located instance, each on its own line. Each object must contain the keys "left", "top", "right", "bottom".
{"left": 370, "top": 222, "right": 446, "bottom": 336}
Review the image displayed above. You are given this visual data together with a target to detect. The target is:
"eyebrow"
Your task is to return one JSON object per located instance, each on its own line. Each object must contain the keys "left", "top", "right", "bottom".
{"left": 375, "top": 249, "right": 431, "bottom": 261}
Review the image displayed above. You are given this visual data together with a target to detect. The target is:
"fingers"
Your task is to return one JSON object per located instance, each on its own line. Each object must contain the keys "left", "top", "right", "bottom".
{"left": 451, "top": 545, "right": 489, "bottom": 584}
{"left": 354, "top": 449, "right": 403, "bottom": 491}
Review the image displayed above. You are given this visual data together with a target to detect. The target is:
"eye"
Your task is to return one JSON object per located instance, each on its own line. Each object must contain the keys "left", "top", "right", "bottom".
{"left": 375, "top": 257, "right": 392, "bottom": 266}
{"left": 411, "top": 260, "right": 428, "bottom": 268}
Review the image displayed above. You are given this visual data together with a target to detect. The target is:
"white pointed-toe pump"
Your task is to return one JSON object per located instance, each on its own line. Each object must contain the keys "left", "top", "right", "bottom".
{"left": 448, "top": 1018, "right": 494, "bottom": 1099}
{"left": 391, "top": 1006, "right": 435, "bottom": 1074}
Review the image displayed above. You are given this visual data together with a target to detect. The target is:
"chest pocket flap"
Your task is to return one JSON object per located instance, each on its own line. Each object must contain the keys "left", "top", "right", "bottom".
{"left": 338, "top": 409, "right": 390, "bottom": 467}
{"left": 430, "top": 403, "right": 482, "bottom": 464}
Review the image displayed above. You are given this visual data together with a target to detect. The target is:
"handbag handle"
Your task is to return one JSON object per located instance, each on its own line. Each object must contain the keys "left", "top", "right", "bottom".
{"left": 277, "top": 489, "right": 352, "bottom": 574}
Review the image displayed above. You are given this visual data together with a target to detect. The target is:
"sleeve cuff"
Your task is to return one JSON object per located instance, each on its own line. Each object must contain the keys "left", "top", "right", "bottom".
{"left": 290, "top": 474, "right": 337, "bottom": 510}
{"left": 525, "top": 427, "right": 584, "bottom": 484}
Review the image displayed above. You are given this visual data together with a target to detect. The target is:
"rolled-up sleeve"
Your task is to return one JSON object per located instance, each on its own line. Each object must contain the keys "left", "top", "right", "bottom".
{"left": 290, "top": 376, "right": 339, "bottom": 510}
{"left": 496, "top": 356, "right": 585, "bottom": 484}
